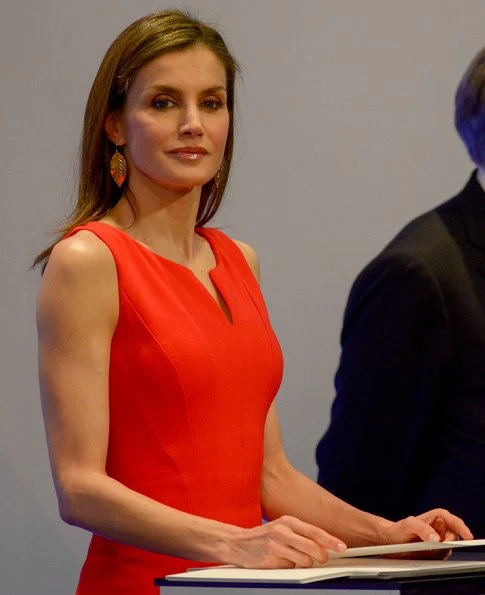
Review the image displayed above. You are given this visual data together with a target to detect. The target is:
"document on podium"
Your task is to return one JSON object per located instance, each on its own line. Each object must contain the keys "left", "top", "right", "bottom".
{"left": 164, "top": 539, "right": 485, "bottom": 585}
{"left": 328, "top": 537, "right": 485, "bottom": 558}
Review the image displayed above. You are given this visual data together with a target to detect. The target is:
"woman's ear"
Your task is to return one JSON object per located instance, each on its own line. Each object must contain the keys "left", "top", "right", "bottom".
{"left": 105, "top": 111, "right": 125, "bottom": 146}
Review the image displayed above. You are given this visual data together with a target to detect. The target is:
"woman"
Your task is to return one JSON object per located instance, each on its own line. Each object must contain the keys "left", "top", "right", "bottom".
{"left": 35, "top": 10, "right": 472, "bottom": 595}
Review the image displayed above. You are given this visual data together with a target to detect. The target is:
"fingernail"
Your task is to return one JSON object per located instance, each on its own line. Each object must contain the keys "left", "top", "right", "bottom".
{"left": 337, "top": 542, "right": 347, "bottom": 551}
{"left": 429, "top": 534, "right": 439, "bottom": 542}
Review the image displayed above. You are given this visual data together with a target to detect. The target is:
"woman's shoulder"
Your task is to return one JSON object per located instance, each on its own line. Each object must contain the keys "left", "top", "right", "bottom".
{"left": 205, "top": 228, "right": 261, "bottom": 282}
{"left": 43, "top": 229, "right": 116, "bottom": 287}
{"left": 232, "top": 239, "right": 260, "bottom": 280}
{"left": 37, "top": 230, "right": 119, "bottom": 328}
{"left": 37, "top": 230, "right": 119, "bottom": 345}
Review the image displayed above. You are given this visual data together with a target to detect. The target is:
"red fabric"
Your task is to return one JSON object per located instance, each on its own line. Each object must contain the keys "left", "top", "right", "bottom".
{"left": 66, "top": 222, "right": 283, "bottom": 594}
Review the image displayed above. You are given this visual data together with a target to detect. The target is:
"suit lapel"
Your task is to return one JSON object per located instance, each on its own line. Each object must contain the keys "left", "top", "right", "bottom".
{"left": 459, "top": 171, "right": 485, "bottom": 277}
{"left": 460, "top": 172, "right": 485, "bottom": 249}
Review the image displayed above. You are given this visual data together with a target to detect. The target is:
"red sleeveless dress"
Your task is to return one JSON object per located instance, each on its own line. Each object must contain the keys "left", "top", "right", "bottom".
{"left": 67, "top": 222, "right": 284, "bottom": 594}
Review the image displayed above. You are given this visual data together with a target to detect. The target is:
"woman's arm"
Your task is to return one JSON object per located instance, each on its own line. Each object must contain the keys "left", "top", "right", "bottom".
{"left": 37, "top": 232, "right": 241, "bottom": 563}
{"left": 261, "top": 402, "right": 389, "bottom": 546}
{"left": 261, "top": 402, "right": 473, "bottom": 550}
{"left": 234, "top": 238, "right": 471, "bottom": 554}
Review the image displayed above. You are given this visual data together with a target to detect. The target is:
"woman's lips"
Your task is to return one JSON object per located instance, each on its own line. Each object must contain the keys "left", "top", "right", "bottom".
{"left": 169, "top": 147, "right": 208, "bottom": 161}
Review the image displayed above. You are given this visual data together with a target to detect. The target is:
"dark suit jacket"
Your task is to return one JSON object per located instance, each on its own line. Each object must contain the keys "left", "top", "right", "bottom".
{"left": 316, "top": 171, "right": 485, "bottom": 538}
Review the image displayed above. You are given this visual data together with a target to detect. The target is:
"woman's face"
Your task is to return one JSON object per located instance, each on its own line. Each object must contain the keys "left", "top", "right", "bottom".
{"left": 109, "top": 45, "right": 229, "bottom": 192}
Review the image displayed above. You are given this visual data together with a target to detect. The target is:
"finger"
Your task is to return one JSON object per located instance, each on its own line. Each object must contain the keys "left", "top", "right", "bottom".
{"left": 283, "top": 531, "right": 330, "bottom": 565}
{"left": 398, "top": 516, "right": 441, "bottom": 543}
{"left": 430, "top": 517, "right": 447, "bottom": 539}
{"left": 264, "top": 518, "right": 331, "bottom": 565}
{"left": 418, "top": 509, "right": 474, "bottom": 541}
{"left": 279, "top": 516, "right": 347, "bottom": 554}
{"left": 266, "top": 542, "right": 315, "bottom": 569}
{"left": 413, "top": 547, "right": 452, "bottom": 560}
{"left": 442, "top": 528, "right": 460, "bottom": 541}
{"left": 386, "top": 547, "right": 452, "bottom": 561}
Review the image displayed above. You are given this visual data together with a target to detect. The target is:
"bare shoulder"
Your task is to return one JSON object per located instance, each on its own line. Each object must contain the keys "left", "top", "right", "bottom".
{"left": 43, "top": 231, "right": 115, "bottom": 281}
{"left": 37, "top": 231, "right": 118, "bottom": 329}
{"left": 233, "top": 239, "right": 260, "bottom": 281}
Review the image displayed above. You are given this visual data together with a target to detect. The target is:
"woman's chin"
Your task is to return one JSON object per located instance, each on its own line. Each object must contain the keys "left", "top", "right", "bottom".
{"left": 152, "top": 180, "right": 202, "bottom": 195}
{"left": 159, "top": 175, "right": 213, "bottom": 193}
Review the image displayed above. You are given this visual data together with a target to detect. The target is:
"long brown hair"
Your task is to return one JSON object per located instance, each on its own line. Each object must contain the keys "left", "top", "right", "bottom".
{"left": 34, "top": 10, "right": 239, "bottom": 267}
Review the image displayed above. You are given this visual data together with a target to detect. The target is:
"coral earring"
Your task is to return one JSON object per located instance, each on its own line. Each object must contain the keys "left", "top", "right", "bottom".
{"left": 110, "top": 147, "right": 127, "bottom": 187}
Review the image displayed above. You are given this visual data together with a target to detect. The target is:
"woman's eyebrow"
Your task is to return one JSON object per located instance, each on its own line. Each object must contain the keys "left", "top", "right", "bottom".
{"left": 146, "top": 84, "right": 227, "bottom": 94}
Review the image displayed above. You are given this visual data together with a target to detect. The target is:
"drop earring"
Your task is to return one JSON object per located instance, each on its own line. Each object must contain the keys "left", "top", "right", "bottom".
{"left": 215, "top": 160, "right": 226, "bottom": 188}
{"left": 110, "top": 145, "right": 127, "bottom": 187}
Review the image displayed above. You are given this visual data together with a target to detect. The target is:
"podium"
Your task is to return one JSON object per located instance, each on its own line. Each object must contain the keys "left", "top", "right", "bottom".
{"left": 155, "top": 554, "right": 485, "bottom": 594}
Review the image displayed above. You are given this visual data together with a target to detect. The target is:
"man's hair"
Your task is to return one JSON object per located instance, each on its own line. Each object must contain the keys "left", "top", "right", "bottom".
{"left": 455, "top": 47, "right": 485, "bottom": 167}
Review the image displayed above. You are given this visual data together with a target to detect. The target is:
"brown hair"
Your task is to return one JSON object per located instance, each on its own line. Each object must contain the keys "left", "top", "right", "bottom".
{"left": 34, "top": 9, "right": 239, "bottom": 267}
{"left": 455, "top": 47, "right": 485, "bottom": 166}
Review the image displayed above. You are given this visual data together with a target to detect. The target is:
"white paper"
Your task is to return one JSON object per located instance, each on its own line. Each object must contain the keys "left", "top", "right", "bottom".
{"left": 328, "top": 537, "right": 485, "bottom": 558}
{"left": 165, "top": 557, "right": 485, "bottom": 585}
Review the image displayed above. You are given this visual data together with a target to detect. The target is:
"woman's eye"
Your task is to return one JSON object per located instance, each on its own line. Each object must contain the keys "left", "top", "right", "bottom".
{"left": 202, "top": 99, "right": 223, "bottom": 110}
{"left": 152, "top": 97, "right": 175, "bottom": 109}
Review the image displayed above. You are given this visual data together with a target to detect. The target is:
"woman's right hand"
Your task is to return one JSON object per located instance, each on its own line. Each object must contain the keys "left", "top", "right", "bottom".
{"left": 227, "top": 515, "right": 347, "bottom": 569}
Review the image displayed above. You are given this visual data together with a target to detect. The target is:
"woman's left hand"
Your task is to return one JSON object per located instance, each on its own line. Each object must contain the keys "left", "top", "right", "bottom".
{"left": 382, "top": 508, "right": 473, "bottom": 559}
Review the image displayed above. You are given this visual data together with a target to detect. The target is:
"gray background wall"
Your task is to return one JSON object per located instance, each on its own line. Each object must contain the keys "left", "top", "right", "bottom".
{"left": 1, "top": 1, "right": 484, "bottom": 593}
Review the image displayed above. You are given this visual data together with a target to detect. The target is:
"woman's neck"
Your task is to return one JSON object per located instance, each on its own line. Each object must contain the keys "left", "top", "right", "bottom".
{"left": 104, "top": 182, "right": 204, "bottom": 264}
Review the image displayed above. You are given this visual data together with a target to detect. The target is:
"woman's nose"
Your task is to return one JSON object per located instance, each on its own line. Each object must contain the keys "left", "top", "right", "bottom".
{"left": 179, "top": 107, "right": 204, "bottom": 137}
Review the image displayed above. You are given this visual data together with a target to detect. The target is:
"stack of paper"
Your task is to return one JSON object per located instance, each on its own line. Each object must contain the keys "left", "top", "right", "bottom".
{"left": 164, "top": 539, "right": 485, "bottom": 585}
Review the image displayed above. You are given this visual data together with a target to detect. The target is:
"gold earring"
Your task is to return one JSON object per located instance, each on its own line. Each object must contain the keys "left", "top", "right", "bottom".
{"left": 215, "top": 160, "right": 226, "bottom": 188}
{"left": 110, "top": 145, "right": 127, "bottom": 187}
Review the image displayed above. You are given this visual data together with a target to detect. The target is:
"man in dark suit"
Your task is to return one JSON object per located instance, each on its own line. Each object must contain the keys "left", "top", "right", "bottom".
{"left": 316, "top": 48, "right": 485, "bottom": 538}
